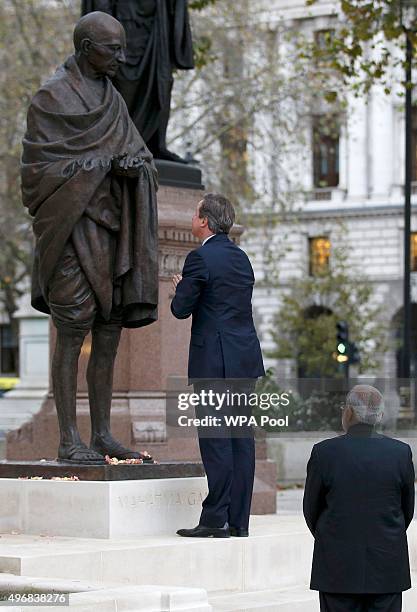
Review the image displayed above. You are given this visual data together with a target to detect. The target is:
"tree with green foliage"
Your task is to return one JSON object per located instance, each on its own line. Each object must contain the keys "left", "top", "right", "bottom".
{"left": 254, "top": 369, "right": 346, "bottom": 431}
{"left": 304, "top": 0, "right": 417, "bottom": 96}
{"left": 0, "top": 0, "right": 78, "bottom": 328}
{"left": 269, "top": 231, "right": 387, "bottom": 377}
{"left": 0, "top": 0, "right": 219, "bottom": 327}
{"left": 170, "top": 0, "right": 324, "bottom": 211}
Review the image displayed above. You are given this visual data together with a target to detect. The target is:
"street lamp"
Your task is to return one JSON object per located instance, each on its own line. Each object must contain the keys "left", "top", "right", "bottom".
{"left": 400, "top": 1, "right": 417, "bottom": 399}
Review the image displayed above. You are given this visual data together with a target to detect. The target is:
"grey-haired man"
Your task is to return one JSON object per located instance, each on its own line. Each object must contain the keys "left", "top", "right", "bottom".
{"left": 303, "top": 385, "right": 415, "bottom": 612}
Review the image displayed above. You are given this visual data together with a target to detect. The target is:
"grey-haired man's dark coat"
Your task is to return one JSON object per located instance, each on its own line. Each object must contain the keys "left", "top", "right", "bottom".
{"left": 303, "top": 423, "right": 415, "bottom": 594}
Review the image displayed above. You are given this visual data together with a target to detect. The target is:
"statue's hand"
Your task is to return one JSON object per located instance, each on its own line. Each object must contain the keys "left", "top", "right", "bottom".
{"left": 112, "top": 155, "right": 144, "bottom": 178}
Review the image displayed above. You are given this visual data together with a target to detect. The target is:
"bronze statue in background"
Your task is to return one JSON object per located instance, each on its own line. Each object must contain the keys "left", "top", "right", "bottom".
{"left": 81, "top": 1, "right": 195, "bottom": 163}
{"left": 21, "top": 12, "right": 159, "bottom": 464}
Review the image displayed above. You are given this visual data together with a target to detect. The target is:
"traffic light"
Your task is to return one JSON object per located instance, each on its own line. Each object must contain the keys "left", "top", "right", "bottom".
{"left": 348, "top": 341, "right": 360, "bottom": 365}
{"left": 336, "top": 321, "right": 349, "bottom": 363}
{"left": 334, "top": 321, "right": 361, "bottom": 366}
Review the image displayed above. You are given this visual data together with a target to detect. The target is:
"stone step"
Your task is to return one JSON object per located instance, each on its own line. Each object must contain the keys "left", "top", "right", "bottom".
{"left": 0, "top": 405, "right": 41, "bottom": 415}
{"left": 210, "top": 585, "right": 319, "bottom": 611}
{"left": 0, "top": 416, "right": 37, "bottom": 434}
{"left": 210, "top": 580, "right": 417, "bottom": 612}
{"left": 0, "top": 516, "right": 312, "bottom": 595}
{"left": 0, "top": 573, "right": 212, "bottom": 611}
{"left": 0, "top": 415, "right": 35, "bottom": 428}
{"left": 1, "top": 515, "right": 416, "bottom": 608}
{"left": 65, "top": 585, "right": 212, "bottom": 611}
{"left": 0, "top": 404, "right": 43, "bottom": 415}
{"left": 0, "top": 393, "right": 47, "bottom": 433}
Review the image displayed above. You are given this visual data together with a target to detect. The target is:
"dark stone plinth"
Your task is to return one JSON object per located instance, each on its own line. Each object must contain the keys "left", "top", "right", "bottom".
{"left": 155, "top": 160, "right": 204, "bottom": 190}
{"left": 0, "top": 460, "right": 205, "bottom": 481}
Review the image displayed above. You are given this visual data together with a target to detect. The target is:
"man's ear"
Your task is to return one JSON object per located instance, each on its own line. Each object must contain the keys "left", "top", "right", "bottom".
{"left": 345, "top": 405, "right": 353, "bottom": 424}
{"left": 80, "top": 39, "right": 92, "bottom": 55}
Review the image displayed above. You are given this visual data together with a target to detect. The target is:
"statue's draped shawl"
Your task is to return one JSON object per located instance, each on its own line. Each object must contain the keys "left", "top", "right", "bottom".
{"left": 21, "top": 55, "right": 159, "bottom": 328}
{"left": 81, "top": 0, "right": 194, "bottom": 142}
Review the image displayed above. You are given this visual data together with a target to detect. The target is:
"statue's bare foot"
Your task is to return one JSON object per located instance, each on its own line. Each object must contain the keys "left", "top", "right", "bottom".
{"left": 58, "top": 442, "right": 106, "bottom": 465}
{"left": 90, "top": 433, "right": 154, "bottom": 462}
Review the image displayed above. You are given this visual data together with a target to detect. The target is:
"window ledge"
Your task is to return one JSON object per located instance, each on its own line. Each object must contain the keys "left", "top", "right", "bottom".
{"left": 306, "top": 187, "right": 347, "bottom": 203}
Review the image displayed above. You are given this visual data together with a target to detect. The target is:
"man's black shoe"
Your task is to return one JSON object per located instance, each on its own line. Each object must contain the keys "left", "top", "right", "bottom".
{"left": 230, "top": 527, "right": 249, "bottom": 537}
{"left": 176, "top": 523, "right": 230, "bottom": 538}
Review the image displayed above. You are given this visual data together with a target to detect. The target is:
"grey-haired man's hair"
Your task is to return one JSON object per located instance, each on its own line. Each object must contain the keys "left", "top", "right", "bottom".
{"left": 346, "top": 385, "right": 384, "bottom": 426}
{"left": 199, "top": 193, "right": 235, "bottom": 234}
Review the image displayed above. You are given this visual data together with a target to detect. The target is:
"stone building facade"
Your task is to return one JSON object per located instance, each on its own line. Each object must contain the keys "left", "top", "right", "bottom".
{"left": 242, "top": 0, "right": 417, "bottom": 392}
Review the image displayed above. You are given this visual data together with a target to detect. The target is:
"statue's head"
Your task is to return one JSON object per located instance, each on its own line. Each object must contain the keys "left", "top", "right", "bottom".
{"left": 73, "top": 11, "right": 126, "bottom": 78}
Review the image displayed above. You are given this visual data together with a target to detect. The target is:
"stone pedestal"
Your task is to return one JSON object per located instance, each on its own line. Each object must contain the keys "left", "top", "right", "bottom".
{"left": 0, "top": 459, "right": 205, "bottom": 480}
{"left": 0, "top": 474, "right": 208, "bottom": 539}
{"left": 6, "top": 186, "right": 276, "bottom": 514}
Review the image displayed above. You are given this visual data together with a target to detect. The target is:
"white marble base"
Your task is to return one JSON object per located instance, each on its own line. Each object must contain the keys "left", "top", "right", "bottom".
{"left": 66, "top": 585, "right": 212, "bottom": 611}
{"left": 0, "top": 477, "right": 207, "bottom": 539}
{"left": 0, "top": 516, "right": 314, "bottom": 594}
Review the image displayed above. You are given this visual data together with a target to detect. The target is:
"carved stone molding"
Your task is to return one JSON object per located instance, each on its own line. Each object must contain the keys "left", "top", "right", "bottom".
{"left": 159, "top": 249, "right": 189, "bottom": 279}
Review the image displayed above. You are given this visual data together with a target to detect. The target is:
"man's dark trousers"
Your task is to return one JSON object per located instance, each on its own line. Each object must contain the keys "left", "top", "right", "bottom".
{"left": 319, "top": 592, "right": 402, "bottom": 612}
{"left": 194, "top": 379, "right": 256, "bottom": 530}
{"left": 171, "top": 233, "right": 265, "bottom": 530}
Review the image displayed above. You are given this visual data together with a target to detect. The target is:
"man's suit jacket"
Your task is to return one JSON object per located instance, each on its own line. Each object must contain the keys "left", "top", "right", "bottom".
{"left": 303, "top": 423, "right": 415, "bottom": 594}
{"left": 171, "top": 233, "right": 265, "bottom": 380}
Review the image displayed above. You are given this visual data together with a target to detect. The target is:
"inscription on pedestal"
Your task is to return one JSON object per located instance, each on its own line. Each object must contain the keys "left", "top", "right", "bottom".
{"left": 117, "top": 489, "right": 205, "bottom": 510}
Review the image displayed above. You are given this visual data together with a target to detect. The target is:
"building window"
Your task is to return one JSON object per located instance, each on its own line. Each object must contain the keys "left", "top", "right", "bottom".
{"left": 0, "top": 324, "right": 18, "bottom": 374}
{"left": 309, "top": 236, "right": 331, "bottom": 276}
{"left": 314, "top": 29, "right": 335, "bottom": 61}
{"left": 412, "top": 232, "right": 417, "bottom": 272}
{"left": 313, "top": 115, "right": 340, "bottom": 188}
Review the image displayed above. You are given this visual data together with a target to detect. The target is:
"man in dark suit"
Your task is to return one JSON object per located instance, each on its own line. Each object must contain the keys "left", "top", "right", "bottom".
{"left": 171, "top": 193, "right": 265, "bottom": 538}
{"left": 303, "top": 385, "right": 415, "bottom": 612}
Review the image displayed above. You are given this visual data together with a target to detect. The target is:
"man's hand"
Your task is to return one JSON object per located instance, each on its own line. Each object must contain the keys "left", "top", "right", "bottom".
{"left": 172, "top": 274, "right": 182, "bottom": 292}
{"left": 112, "top": 154, "right": 144, "bottom": 178}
